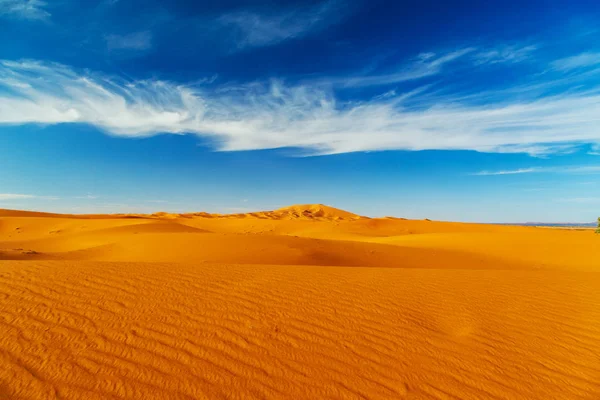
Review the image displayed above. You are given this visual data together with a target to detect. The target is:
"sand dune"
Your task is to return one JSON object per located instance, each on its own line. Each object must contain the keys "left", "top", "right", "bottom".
{"left": 1, "top": 205, "right": 600, "bottom": 399}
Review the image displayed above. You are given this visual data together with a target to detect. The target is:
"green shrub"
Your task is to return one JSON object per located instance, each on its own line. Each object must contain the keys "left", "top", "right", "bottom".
{"left": 596, "top": 217, "right": 600, "bottom": 234}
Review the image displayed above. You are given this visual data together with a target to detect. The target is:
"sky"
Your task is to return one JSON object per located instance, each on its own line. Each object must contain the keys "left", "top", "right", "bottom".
{"left": 1, "top": 0, "right": 600, "bottom": 222}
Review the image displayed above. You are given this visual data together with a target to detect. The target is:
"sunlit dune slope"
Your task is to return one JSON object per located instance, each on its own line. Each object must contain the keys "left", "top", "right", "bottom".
{"left": 1, "top": 205, "right": 599, "bottom": 270}
{"left": 271, "top": 203, "right": 363, "bottom": 220}
{"left": 1, "top": 205, "right": 600, "bottom": 399}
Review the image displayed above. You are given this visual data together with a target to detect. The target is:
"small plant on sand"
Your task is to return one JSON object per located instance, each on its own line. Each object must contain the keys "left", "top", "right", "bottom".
{"left": 596, "top": 217, "right": 600, "bottom": 234}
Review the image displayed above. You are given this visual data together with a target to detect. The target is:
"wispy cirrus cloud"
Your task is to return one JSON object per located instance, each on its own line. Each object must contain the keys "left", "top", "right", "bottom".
{"left": 334, "top": 48, "right": 475, "bottom": 88}
{"left": 589, "top": 144, "right": 600, "bottom": 155}
{"left": 473, "top": 45, "right": 537, "bottom": 65}
{"left": 219, "top": 0, "right": 345, "bottom": 49}
{"left": 0, "top": 0, "right": 49, "bottom": 20}
{"left": 2, "top": 47, "right": 600, "bottom": 157}
{"left": 551, "top": 52, "right": 600, "bottom": 71}
{"left": 329, "top": 44, "right": 538, "bottom": 88}
{"left": 472, "top": 168, "right": 539, "bottom": 176}
{"left": 472, "top": 165, "right": 600, "bottom": 176}
{"left": 0, "top": 193, "right": 58, "bottom": 200}
{"left": 105, "top": 31, "right": 153, "bottom": 51}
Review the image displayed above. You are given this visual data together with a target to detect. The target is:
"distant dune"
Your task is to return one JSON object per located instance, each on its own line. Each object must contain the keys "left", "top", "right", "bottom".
{"left": 1, "top": 204, "right": 599, "bottom": 399}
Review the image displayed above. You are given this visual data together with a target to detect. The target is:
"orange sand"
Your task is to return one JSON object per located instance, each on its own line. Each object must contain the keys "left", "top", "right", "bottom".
{"left": 1, "top": 204, "right": 599, "bottom": 399}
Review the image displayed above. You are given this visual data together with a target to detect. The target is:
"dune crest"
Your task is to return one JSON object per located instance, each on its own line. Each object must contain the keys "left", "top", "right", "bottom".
{"left": 271, "top": 203, "right": 364, "bottom": 220}
{"left": 177, "top": 204, "right": 364, "bottom": 221}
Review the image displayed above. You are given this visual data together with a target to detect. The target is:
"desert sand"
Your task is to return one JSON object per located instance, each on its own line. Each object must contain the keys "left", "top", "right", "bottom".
{"left": 1, "top": 204, "right": 599, "bottom": 399}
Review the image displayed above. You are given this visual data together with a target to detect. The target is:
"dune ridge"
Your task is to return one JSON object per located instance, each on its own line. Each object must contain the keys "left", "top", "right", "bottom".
{"left": 0, "top": 203, "right": 361, "bottom": 221}
{"left": 1, "top": 204, "right": 600, "bottom": 399}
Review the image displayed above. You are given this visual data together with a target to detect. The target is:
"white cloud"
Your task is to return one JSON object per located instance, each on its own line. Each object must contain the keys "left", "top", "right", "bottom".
{"left": 472, "top": 168, "right": 539, "bottom": 176}
{"left": 331, "top": 45, "right": 537, "bottom": 88}
{"left": 474, "top": 45, "right": 537, "bottom": 65}
{"left": 473, "top": 166, "right": 600, "bottom": 176}
{"left": 2, "top": 59, "right": 600, "bottom": 156}
{"left": 219, "top": 0, "right": 343, "bottom": 49}
{"left": 560, "top": 166, "right": 600, "bottom": 173}
{"left": 0, "top": 193, "right": 58, "bottom": 200}
{"left": 0, "top": 193, "right": 35, "bottom": 200}
{"left": 334, "top": 48, "right": 475, "bottom": 88}
{"left": 588, "top": 144, "right": 600, "bottom": 156}
{"left": 106, "top": 31, "right": 152, "bottom": 51}
{"left": 551, "top": 52, "right": 600, "bottom": 71}
{"left": 0, "top": 0, "right": 49, "bottom": 20}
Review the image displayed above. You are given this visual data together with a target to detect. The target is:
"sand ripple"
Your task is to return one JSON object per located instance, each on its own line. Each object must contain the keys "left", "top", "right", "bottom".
{"left": 1, "top": 261, "right": 599, "bottom": 399}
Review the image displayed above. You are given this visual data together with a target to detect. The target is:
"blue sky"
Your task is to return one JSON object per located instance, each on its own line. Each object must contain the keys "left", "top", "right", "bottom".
{"left": 1, "top": 0, "right": 600, "bottom": 222}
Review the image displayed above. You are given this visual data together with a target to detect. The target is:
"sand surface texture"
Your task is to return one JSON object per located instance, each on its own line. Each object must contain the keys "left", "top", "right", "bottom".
{"left": 1, "top": 204, "right": 599, "bottom": 399}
